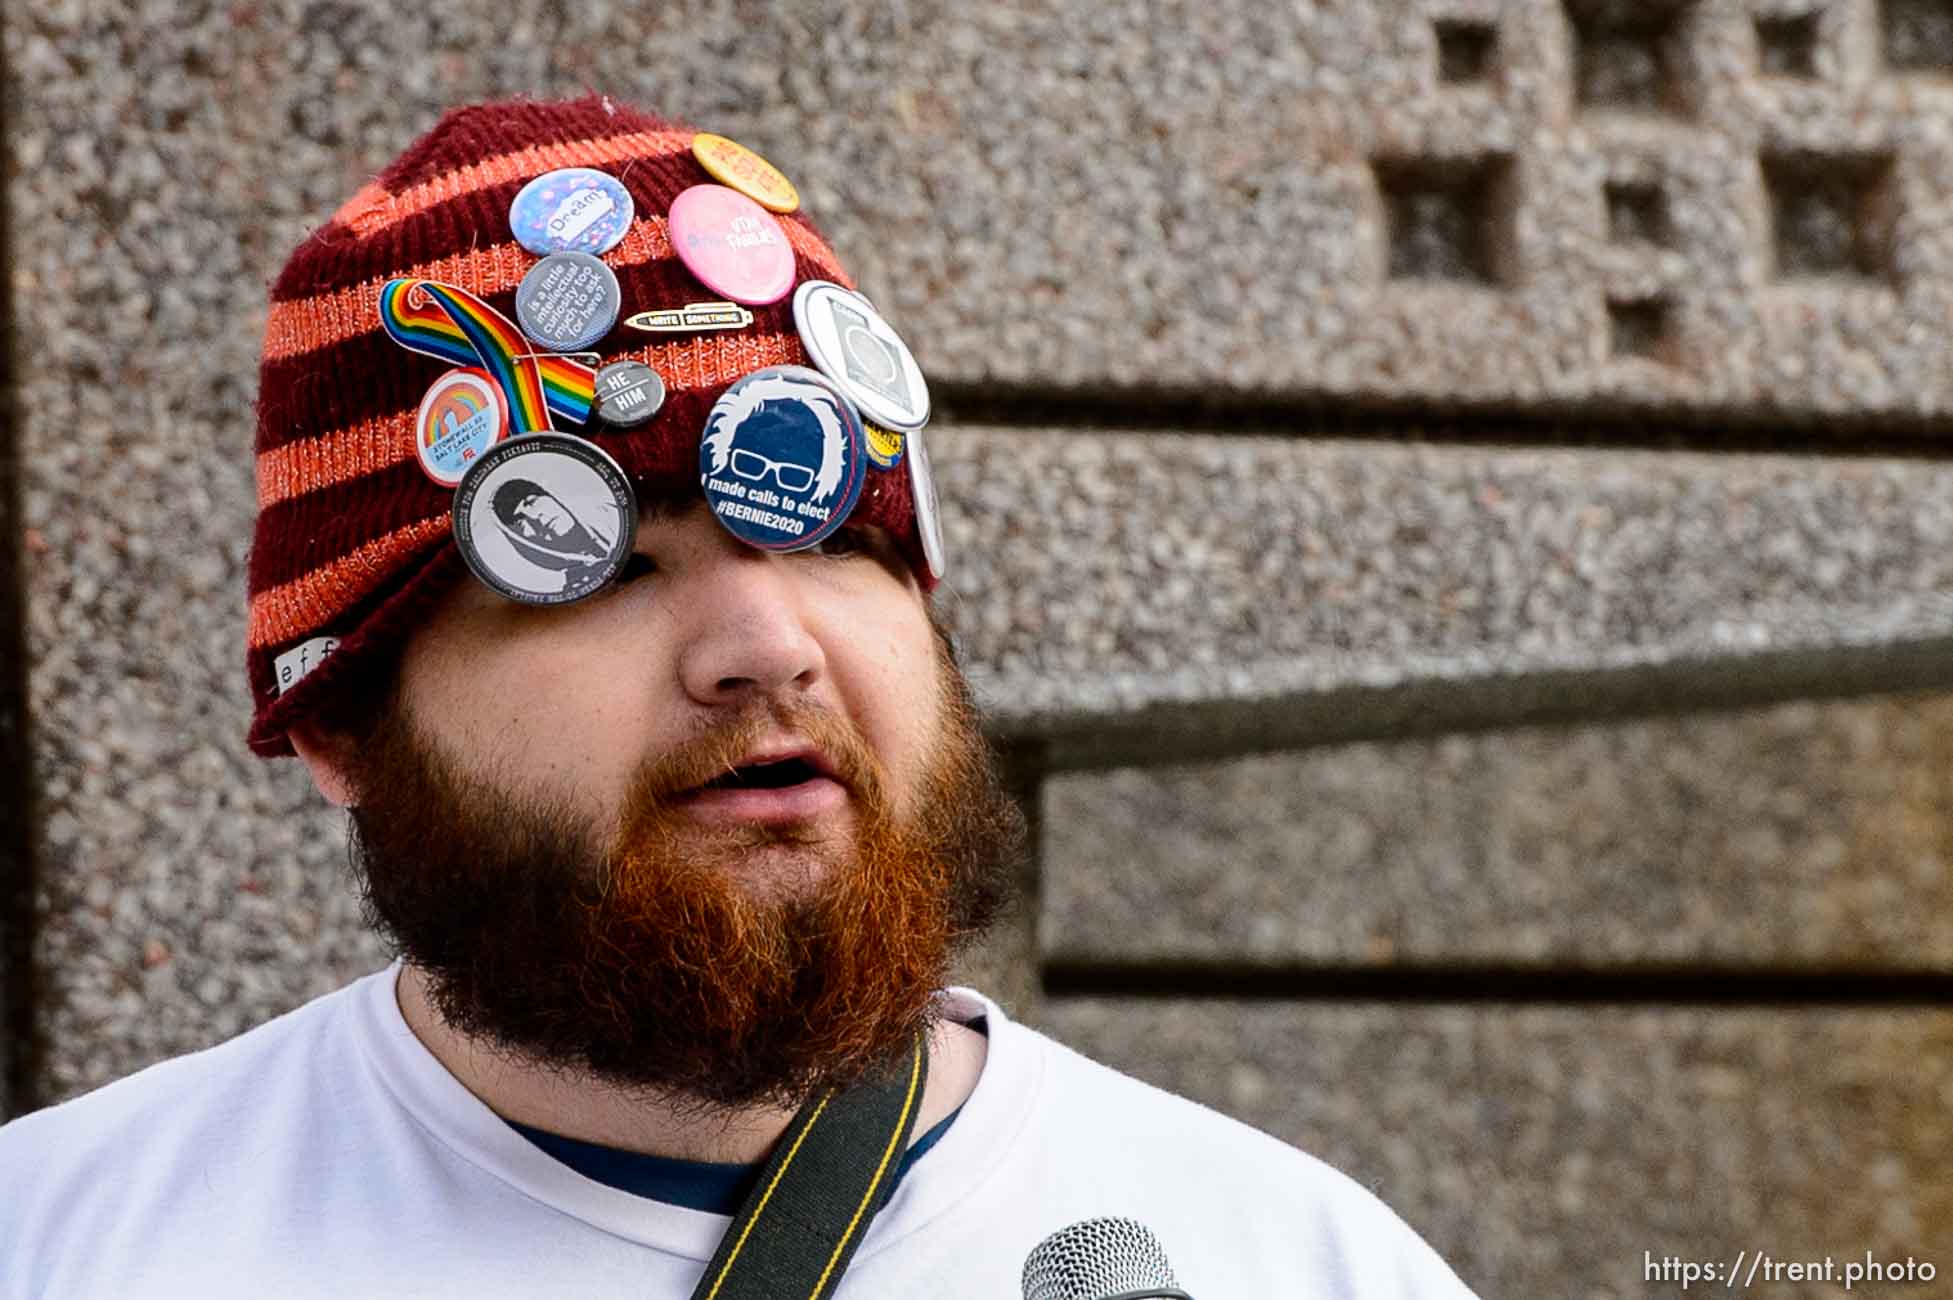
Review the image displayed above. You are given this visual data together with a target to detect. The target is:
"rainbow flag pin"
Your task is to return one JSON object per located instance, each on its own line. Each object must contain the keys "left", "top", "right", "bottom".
{"left": 378, "top": 278, "right": 596, "bottom": 430}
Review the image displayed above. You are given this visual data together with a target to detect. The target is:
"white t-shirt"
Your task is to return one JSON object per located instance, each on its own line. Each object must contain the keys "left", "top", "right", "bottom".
{"left": 0, "top": 962, "right": 1477, "bottom": 1298}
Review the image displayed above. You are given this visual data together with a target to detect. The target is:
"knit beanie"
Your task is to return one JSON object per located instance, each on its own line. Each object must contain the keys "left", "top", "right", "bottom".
{"left": 246, "top": 97, "right": 934, "bottom": 759}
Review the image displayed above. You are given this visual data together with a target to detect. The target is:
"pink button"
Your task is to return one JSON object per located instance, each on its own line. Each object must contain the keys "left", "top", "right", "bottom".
{"left": 667, "top": 184, "right": 797, "bottom": 306}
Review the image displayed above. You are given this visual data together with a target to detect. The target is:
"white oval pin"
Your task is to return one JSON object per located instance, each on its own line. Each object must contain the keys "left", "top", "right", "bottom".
{"left": 792, "top": 280, "right": 930, "bottom": 434}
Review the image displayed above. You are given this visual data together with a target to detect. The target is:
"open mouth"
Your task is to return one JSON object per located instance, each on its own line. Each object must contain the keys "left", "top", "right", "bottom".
{"left": 678, "top": 753, "right": 847, "bottom": 828}
{"left": 697, "top": 756, "right": 827, "bottom": 792}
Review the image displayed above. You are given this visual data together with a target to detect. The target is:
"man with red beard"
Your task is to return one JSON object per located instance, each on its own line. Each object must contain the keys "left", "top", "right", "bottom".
{"left": 0, "top": 99, "right": 1478, "bottom": 1299}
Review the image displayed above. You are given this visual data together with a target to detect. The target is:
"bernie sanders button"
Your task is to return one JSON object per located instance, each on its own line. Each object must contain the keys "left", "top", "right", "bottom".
{"left": 452, "top": 433, "right": 637, "bottom": 605}
{"left": 792, "top": 280, "right": 930, "bottom": 434}
{"left": 668, "top": 184, "right": 796, "bottom": 306}
{"left": 700, "top": 366, "right": 867, "bottom": 553}
{"left": 509, "top": 168, "right": 634, "bottom": 256}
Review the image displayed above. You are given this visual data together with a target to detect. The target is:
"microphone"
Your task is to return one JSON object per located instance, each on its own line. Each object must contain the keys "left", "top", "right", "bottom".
{"left": 1021, "top": 1217, "right": 1194, "bottom": 1300}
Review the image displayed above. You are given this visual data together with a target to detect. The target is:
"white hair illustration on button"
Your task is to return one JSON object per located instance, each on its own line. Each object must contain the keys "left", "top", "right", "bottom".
{"left": 701, "top": 366, "right": 867, "bottom": 552}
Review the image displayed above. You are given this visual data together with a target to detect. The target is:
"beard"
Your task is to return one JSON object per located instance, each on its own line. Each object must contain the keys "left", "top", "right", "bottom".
{"left": 343, "top": 636, "right": 1024, "bottom": 1112}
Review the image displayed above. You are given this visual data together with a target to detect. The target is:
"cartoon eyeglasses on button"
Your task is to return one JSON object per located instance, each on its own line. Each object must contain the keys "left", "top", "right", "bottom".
{"left": 729, "top": 447, "right": 817, "bottom": 493}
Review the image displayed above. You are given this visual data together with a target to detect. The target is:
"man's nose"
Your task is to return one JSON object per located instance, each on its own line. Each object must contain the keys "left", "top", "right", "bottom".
{"left": 673, "top": 548, "right": 827, "bottom": 706}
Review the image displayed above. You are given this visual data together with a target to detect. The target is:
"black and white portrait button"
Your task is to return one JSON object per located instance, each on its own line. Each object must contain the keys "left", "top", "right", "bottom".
{"left": 452, "top": 433, "right": 637, "bottom": 605}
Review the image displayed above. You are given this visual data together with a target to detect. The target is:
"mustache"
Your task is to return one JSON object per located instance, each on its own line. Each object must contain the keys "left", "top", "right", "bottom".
{"left": 619, "top": 699, "right": 888, "bottom": 809}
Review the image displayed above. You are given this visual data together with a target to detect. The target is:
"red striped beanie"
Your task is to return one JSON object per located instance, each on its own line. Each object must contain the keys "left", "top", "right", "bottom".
{"left": 247, "top": 97, "right": 932, "bottom": 759}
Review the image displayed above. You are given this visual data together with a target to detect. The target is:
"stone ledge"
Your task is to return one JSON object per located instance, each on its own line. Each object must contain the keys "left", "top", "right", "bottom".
{"left": 933, "top": 428, "right": 1953, "bottom": 760}
{"left": 1042, "top": 694, "right": 1953, "bottom": 970}
{"left": 1038, "top": 1000, "right": 1953, "bottom": 1300}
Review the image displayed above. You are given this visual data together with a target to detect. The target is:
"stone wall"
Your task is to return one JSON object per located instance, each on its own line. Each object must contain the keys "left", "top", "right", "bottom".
{"left": 7, "top": 2, "right": 1953, "bottom": 1295}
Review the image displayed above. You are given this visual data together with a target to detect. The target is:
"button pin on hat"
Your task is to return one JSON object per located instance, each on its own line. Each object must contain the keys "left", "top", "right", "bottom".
{"left": 668, "top": 184, "right": 797, "bottom": 307}
{"left": 792, "top": 280, "right": 930, "bottom": 434}
{"left": 862, "top": 422, "right": 906, "bottom": 470}
{"left": 509, "top": 168, "right": 635, "bottom": 256}
{"left": 592, "top": 360, "right": 666, "bottom": 428}
{"left": 413, "top": 368, "right": 510, "bottom": 487}
{"left": 515, "top": 252, "right": 623, "bottom": 353}
{"left": 452, "top": 433, "right": 638, "bottom": 605}
{"left": 905, "top": 426, "right": 946, "bottom": 581}
{"left": 623, "top": 301, "right": 757, "bottom": 334}
{"left": 700, "top": 365, "right": 869, "bottom": 552}
{"left": 691, "top": 133, "right": 801, "bottom": 213}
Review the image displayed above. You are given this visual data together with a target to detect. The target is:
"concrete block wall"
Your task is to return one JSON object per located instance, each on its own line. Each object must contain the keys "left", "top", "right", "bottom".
{"left": 7, "top": 2, "right": 1953, "bottom": 1295}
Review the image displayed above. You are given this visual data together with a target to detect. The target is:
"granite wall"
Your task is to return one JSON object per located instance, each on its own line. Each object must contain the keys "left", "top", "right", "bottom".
{"left": 7, "top": 2, "right": 1953, "bottom": 1296}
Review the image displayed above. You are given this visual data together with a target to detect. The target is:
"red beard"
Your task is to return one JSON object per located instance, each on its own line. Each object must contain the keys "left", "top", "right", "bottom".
{"left": 346, "top": 643, "right": 1023, "bottom": 1110}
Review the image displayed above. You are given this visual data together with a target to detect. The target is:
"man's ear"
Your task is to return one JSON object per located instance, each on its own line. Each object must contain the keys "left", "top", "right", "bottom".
{"left": 288, "top": 720, "right": 361, "bottom": 809}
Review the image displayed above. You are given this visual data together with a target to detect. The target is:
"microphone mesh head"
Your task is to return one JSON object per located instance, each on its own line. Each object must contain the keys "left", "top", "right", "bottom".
{"left": 1021, "top": 1217, "right": 1182, "bottom": 1300}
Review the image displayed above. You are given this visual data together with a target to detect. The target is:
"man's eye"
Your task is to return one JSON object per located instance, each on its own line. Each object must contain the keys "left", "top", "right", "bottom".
{"left": 813, "top": 528, "right": 871, "bottom": 559}
{"left": 611, "top": 553, "right": 657, "bottom": 585}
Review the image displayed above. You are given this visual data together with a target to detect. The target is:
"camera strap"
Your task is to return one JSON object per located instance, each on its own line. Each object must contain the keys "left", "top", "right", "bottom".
{"left": 688, "top": 1030, "right": 928, "bottom": 1300}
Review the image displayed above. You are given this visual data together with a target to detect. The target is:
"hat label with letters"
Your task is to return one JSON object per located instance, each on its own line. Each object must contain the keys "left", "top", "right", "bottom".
{"left": 273, "top": 637, "right": 341, "bottom": 694}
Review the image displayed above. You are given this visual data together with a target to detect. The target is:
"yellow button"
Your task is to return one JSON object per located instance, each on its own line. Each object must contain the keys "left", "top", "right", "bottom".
{"left": 864, "top": 422, "right": 907, "bottom": 469}
{"left": 691, "top": 133, "right": 801, "bottom": 214}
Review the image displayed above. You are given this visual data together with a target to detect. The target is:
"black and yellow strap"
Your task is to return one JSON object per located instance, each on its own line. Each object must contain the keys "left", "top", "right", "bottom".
{"left": 691, "top": 1031, "right": 929, "bottom": 1300}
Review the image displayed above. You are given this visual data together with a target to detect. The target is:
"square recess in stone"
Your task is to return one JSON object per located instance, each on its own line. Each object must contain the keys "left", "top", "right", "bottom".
{"left": 1756, "top": 11, "right": 1821, "bottom": 77}
{"left": 1373, "top": 156, "right": 1517, "bottom": 285}
{"left": 1566, "top": 0, "right": 1699, "bottom": 115}
{"left": 1884, "top": 0, "right": 1953, "bottom": 72}
{"left": 1762, "top": 152, "right": 1901, "bottom": 282}
{"left": 1606, "top": 295, "right": 1675, "bottom": 362}
{"left": 1605, "top": 180, "right": 1669, "bottom": 246}
{"left": 1435, "top": 18, "right": 1498, "bottom": 83}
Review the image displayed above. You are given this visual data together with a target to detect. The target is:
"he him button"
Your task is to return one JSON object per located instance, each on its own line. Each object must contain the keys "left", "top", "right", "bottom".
{"left": 699, "top": 365, "right": 868, "bottom": 552}
{"left": 593, "top": 361, "right": 666, "bottom": 428}
{"left": 691, "top": 133, "right": 801, "bottom": 213}
{"left": 515, "top": 252, "right": 622, "bottom": 353}
{"left": 791, "top": 280, "right": 930, "bottom": 434}
{"left": 452, "top": 433, "right": 638, "bottom": 605}
{"left": 668, "top": 184, "right": 796, "bottom": 306}
{"left": 509, "top": 168, "right": 634, "bottom": 256}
